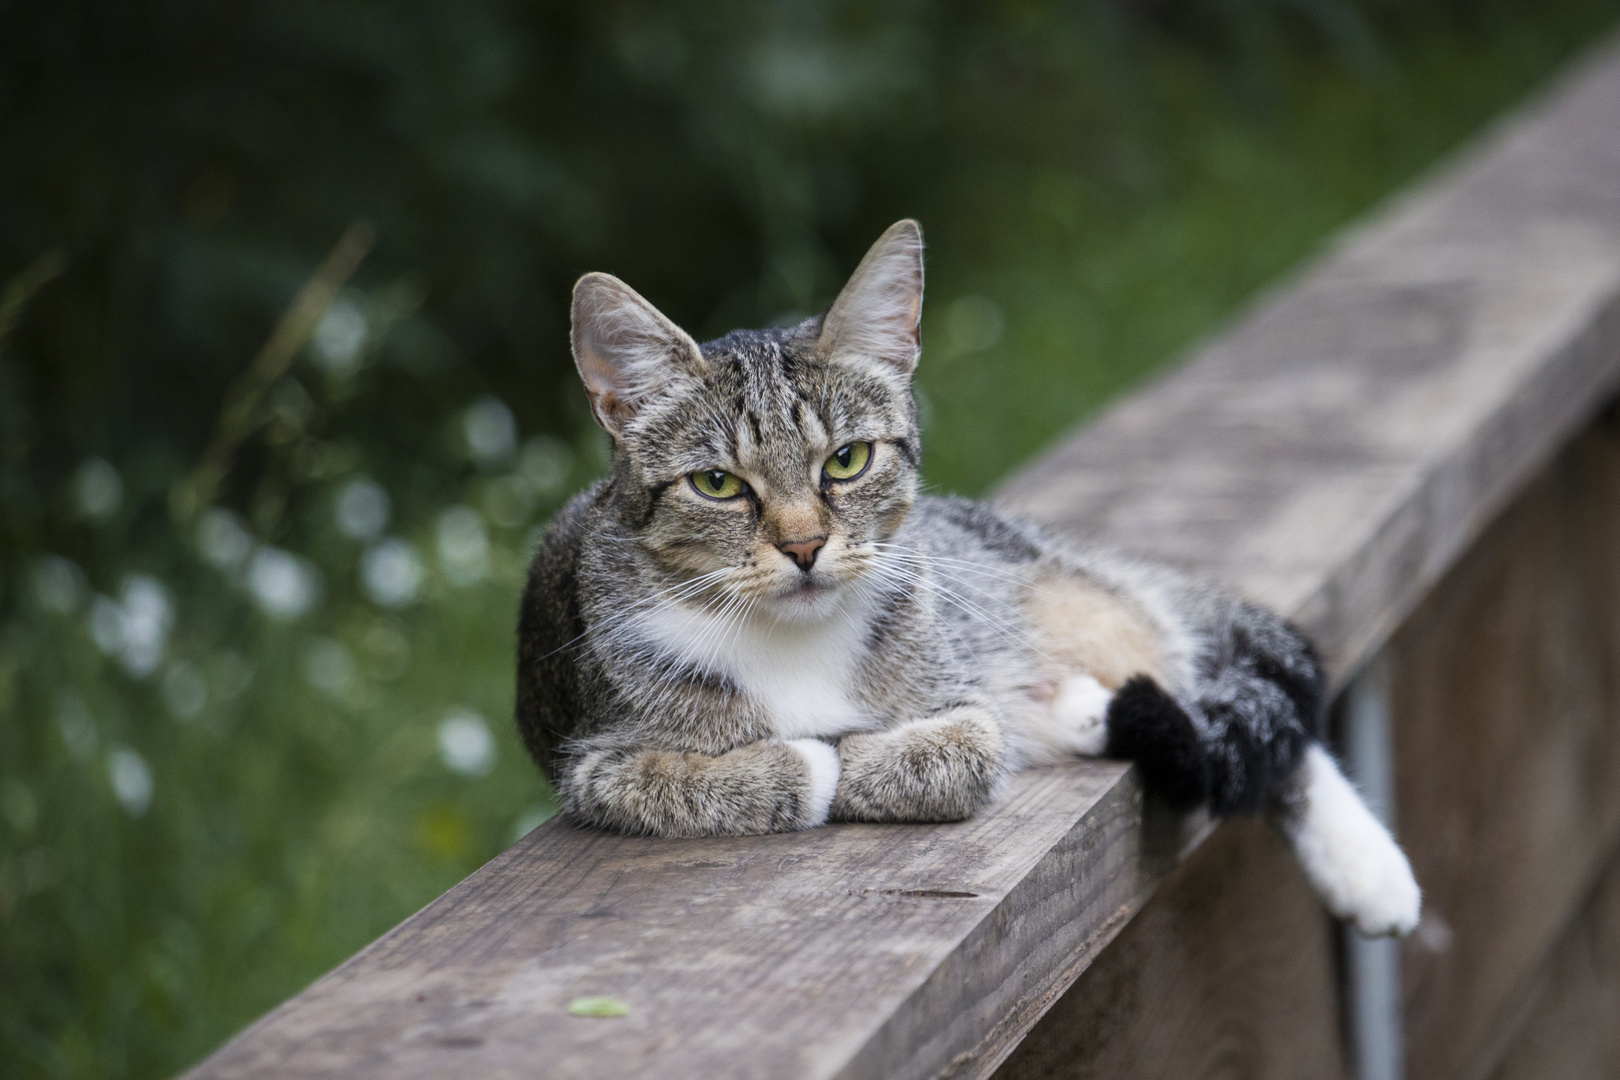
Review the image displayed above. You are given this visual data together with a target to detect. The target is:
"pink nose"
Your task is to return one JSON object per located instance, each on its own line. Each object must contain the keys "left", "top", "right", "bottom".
{"left": 778, "top": 537, "right": 826, "bottom": 571}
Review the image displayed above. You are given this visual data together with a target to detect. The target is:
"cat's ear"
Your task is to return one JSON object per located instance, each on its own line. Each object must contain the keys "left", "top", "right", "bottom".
{"left": 571, "top": 272, "right": 705, "bottom": 437}
{"left": 818, "top": 219, "right": 924, "bottom": 379}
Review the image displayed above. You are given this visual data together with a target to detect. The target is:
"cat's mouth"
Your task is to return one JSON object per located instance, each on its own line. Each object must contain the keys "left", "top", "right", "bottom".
{"left": 785, "top": 577, "right": 830, "bottom": 600}
{"left": 771, "top": 574, "right": 840, "bottom": 616}
{"left": 753, "top": 553, "right": 872, "bottom": 620}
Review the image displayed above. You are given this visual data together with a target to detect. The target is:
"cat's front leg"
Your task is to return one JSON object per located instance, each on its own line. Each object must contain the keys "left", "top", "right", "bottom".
{"left": 560, "top": 739, "right": 841, "bottom": 838}
{"left": 830, "top": 702, "right": 1006, "bottom": 823}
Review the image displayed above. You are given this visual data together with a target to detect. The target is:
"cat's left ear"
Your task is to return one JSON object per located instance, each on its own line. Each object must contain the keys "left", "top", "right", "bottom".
{"left": 819, "top": 219, "right": 924, "bottom": 380}
{"left": 571, "top": 272, "right": 706, "bottom": 438}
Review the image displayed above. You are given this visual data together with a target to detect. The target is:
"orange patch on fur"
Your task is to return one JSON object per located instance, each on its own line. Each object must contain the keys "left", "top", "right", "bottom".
{"left": 1024, "top": 574, "right": 1167, "bottom": 690}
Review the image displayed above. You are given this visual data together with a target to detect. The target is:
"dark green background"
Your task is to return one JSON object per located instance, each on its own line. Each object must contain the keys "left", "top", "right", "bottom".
{"left": 2, "top": 2, "right": 1617, "bottom": 1077}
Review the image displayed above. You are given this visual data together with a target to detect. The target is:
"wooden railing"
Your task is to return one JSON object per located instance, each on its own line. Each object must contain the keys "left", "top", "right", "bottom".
{"left": 184, "top": 31, "right": 1620, "bottom": 1080}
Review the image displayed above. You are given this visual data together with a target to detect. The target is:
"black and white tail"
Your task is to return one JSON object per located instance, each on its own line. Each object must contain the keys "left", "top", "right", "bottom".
{"left": 1104, "top": 603, "right": 1421, "bottom": 937}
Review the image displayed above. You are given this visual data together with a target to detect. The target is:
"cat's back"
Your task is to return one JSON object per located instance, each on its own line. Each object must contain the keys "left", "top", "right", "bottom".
{"left": 904, "top": 494, "right": 1046, "bottom": 566}
{"left": 894, "top": 495, "right": 1050, "bottom": 650}
{"left": 515, "top": 482, "right": 603, "bottom": 777}
{"left": 901, "top": 494, "right": 1195, "bottom": 693}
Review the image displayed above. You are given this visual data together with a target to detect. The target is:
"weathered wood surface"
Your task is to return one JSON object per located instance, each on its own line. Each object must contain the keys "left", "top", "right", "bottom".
{"left": 1490, "top": 842, "right": 1620, "bottom": 1080}
{"left": 1391, "top": 419, "right": 1620, "bottom": 1080}
{"left": 989, "top": 818, "right": 1348, "bottom": 1080}
{"left": 186, "top": 34, "right": 1620, "bottom": 1080}
{"left": 189, "top": 763, "right": 1210, "bottom": 1080}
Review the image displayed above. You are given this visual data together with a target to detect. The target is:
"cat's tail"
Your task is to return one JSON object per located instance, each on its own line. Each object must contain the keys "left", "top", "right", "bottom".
{"left": 1277, "top": 742, "right": 1421, "bottom": 936}
{"left": 1103, "top": 605, "right": 1420, "bottom": 937}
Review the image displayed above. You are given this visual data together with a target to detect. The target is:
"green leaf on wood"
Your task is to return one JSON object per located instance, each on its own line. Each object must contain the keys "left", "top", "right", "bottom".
{"left": 568, "top": 996, "right": 630, "bottom": 1018}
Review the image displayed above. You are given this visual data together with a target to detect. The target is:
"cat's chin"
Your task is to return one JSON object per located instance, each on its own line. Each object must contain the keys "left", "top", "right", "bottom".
{"left": 762, "top": 579, "right": 846, "bottom": 623}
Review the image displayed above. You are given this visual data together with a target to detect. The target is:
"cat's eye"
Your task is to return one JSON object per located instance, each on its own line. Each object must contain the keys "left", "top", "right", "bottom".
{"left": 690, "top": 469, "right": 746, "bottom": 500}
{"left": 823, "top": 441, "right": 873, "bottom": 482}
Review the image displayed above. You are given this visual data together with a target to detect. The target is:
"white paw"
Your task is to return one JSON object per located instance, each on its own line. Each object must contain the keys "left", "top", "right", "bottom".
{"left": 786, "top": 739, "right": 841, "bottom": 826}
{"left": 1288, "top": 745, "right": 1421, "bottom": 937}
{"left": 1050, "top": 673, "right": 1114, "bottom": 756}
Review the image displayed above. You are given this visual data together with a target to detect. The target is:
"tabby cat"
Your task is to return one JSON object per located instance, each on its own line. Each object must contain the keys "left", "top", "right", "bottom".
{"left": 516, "top": 220, "right": 1420, "bottom": 936}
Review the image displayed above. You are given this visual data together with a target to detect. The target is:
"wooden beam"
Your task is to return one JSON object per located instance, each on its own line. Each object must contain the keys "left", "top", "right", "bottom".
{"left": 185, "top": 33, "right": 1620, "bottom": 1080}
{"left": 1391, "top": 422, "right": 1620, "bottom": 1080}
{"left": 1487, "top": 839, "right": 1620, "bottom": 1080}
{"left": 187, "top": 763, "right": 1211, "bottom": 1080}
{"left": 988, "top": 818, "right": 1349, "bottom": 1080}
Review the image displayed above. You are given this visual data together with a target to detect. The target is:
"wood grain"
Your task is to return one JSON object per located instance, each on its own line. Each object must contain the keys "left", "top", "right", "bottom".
{"left": 188, "top": 763, "right": 1213, "bottom": 1080}
{"left": 988, "top": 818, "right": 1348, "bottom": 1080}
{"left": 186, "top": 34, "right": 1620, "bottom": 1080}
{"left": 1389, "top": 421, "right": 1620, "bottom": 1080}
{"left": 1489, "top": 843, "right": 1620, "bottom": 1080}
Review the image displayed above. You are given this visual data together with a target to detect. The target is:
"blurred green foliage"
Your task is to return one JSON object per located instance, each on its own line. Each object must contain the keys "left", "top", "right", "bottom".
{"left": 1, "top": 1, "right": 1617, "bottom": 1077}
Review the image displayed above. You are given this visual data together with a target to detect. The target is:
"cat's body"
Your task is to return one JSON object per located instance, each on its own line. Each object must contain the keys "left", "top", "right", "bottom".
{"left": 516, "top": 221, "right": 1421, "bottom": 936}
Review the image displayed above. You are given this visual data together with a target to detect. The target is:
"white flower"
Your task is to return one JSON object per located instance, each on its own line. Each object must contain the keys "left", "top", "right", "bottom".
{"left": 118, "top": 575, "right": 174, "bottom": 677}
{"left": 303, "top": 637, "right": 357, "bottom": 698}
{"left": 247, "top": 547, "right": 320, "bottom": 619}
{"left": 162, "top": 661, "right": 208, "bottom": 721}
{"left": 106, "top": 747, "right": 153, "bottom": 816}
{"left": 335, "top": 477, "right": 391, "bottom": 540}
{"left": 87, "top": 576, "right": 175, "bottom": 678}
{"left": 312, "top": 296, "right": 368, "bottom": 375}
{"left": 73, "top": 457, "right": 123, "bottom": 521}
{"left": 464, "top": 396, "right": 517, "bottom": 466}
{"left": 33, "top": 555, "right": 86, "bottom": 614}
{"left": 361, "top": 538, "right": 424, "bottom": 607}
{"left": 197, "top": 507, "right": 255, "bottom": 572}
{"left": 438, "top": 709, "right": 495, "bottom": 776}
{"left": 437, "top": 505, "right": 489, "bottom": 585}
{"left": 89, "top": 595, "right": 126, "bottom": 655}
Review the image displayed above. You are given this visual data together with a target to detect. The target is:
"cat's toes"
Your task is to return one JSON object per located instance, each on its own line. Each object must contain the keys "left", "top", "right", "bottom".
{"left": 1346, "top": 853, "right": 1422, "bottom": 938}
{"left": 1052, "top": 673, "right": 1114, "bottom": 756}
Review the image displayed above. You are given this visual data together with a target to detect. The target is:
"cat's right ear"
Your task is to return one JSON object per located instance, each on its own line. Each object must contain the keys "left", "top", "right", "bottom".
{"left": 571, "top": 273, "right": 705, "bottom": 437}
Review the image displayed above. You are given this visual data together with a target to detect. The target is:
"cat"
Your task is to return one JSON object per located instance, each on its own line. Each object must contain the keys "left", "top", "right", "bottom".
{"left": 515, "top": 219, "right": 1421, "bottom": 937}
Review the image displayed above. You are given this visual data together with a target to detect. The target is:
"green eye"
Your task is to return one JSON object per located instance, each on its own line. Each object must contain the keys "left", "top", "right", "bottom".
{"left": 691, "top": 469, "right": 746, "bottom": 500}
{"left": 823, "top": 441, "right": 873, "bottom": 481}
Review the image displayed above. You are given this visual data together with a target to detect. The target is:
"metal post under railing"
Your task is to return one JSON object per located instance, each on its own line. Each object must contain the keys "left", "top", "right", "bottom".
{"left": 1343, "top": 653, "right": 1403, "bottom": 1080}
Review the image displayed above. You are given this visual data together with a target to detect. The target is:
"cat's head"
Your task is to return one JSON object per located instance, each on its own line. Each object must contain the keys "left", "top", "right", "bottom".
{"left": 571, "top": 220, "right": 924, "bottom": 622}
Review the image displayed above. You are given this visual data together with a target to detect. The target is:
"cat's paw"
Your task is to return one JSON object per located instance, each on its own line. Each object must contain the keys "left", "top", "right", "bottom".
{"left": 786, "top": 738, "right": 841, "bottom": 827}
{"left": 1343, "top": 853, "right": 1422, "bottom": 938}
{"left": 1288, "top": 744, "right": 1421, "bottom": 937}
{"left": 1050, "top": 673, "right": 1114, "bottom": 756}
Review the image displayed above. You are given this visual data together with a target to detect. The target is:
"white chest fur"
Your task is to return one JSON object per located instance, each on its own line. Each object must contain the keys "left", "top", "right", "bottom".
{"left": 638, "top": 595, "right": 873, "bottom": 739}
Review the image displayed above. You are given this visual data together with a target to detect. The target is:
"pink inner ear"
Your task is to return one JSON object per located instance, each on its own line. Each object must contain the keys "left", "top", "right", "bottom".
{"left": 593, "top": 390, "right": 632, "bottom": 430}
{"left": 571, "top": 272, "right": 705, "bottom": 434}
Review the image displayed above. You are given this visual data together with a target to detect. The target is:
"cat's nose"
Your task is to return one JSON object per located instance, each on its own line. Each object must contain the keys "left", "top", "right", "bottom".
{"left": 778, "top": 537, "right": 826, "bottom": 572}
